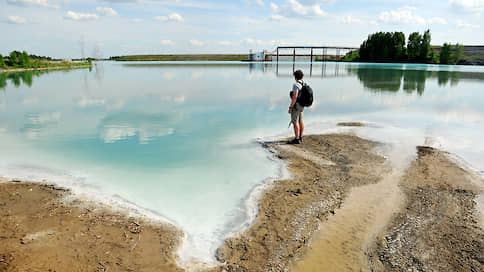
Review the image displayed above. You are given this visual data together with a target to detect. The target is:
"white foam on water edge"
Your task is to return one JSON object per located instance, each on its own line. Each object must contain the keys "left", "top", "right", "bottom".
{"left": 0, "top": 164, "right": 182, "bottom": 232}
{"left": 177, "top": 141, "right": 291, "bottom": 271}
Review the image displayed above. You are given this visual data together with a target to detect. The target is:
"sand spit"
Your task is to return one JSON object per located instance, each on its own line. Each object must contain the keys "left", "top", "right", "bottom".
{"left": 213, "top": 134, "right": 390, "bottom": 272}
{"left": 0, "top": 180, "right": 183, "bottom": 272}
{"left": 212, "top": 135, "right": 483, "bottom": 272}
{"left": 367, "top": 146, "right": 484, "bottom": 272}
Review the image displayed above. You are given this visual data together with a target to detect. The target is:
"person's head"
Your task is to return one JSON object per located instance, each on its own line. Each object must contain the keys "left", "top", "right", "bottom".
{"left": 293, "top": 70, "right": 304, "bottom": 80}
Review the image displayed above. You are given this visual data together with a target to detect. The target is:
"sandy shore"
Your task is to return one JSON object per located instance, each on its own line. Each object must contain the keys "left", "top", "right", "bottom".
{"left": 0, "top": 179, "right": 183, "bottom": 271}
{"left": 0, "top": 65, "right": 91, "bottom": 73}
{"left": 1, "top": 133, "right": 482, "bottom": 271}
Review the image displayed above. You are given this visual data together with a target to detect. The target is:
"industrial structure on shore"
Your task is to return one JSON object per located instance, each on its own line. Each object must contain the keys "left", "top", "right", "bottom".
{"left": 249, "top": 46, "right": 358, "bottom": 62}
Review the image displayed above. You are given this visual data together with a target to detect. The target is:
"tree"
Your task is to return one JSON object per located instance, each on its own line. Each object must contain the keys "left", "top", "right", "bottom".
{"left": 9, "top": 51, "right": 19, "bottom": 67}
{"left": 343, "top": 50, "right": 360, "bottom": 62}
{"left": 453, "top": 43, "right": 464, "bottom": 64}
{"left": 0, "top": 54, "right": 5, "bottom": 68}
{"left": 419, "top": 30, "right": 431, "bottom": 62}
{"left": 392, "top": 32, "right": 406, "bottom": 60}
{"left": 0, "top": 73, "right": 7, "bottom": 89}
{"left": 439, "top": 43, "right": 453, "bottom": 64}
{"left": 429, "top": 50, "right": 438, "bottom": 63}
{"left": 407, "top": 32, "right": 422, "bottom": 61}
{"left": 19, "top": 51, "right": 31, "bottom": 68}
{"left": 359, "top": 31, "right": 407, "bottom": 62}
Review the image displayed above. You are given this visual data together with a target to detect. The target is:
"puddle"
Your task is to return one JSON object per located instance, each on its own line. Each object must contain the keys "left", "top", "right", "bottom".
{"left": 291, "top": 143, "right": 411, "bottom": 272}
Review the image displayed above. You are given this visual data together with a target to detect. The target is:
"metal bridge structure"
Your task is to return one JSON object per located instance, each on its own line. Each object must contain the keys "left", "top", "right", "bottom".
{"left": 273, "top": 46, "right": 358, "bottom": 62}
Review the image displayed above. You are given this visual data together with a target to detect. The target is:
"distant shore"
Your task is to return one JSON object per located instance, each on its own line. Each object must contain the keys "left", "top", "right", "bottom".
{"left": 0, "top": 63, "right": 91, "bottom": 73}
{"left": 1, "top": 131, "right": 482, "bottom": 271}
{"left": 110, "top": 54, "right": 247, "bottom": 62}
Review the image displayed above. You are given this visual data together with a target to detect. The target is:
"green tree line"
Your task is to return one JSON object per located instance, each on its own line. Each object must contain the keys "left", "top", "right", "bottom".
{"left": 1, "top": 50, "right": 91, "bottom": 70}
{"left": 1, "top": 50, "right": 46, "bottom": 69}
{"left": 346, "top": 30, "right": 464, "bottom": 65}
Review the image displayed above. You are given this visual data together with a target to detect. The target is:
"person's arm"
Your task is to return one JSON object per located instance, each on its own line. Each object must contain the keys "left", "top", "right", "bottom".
{"left": 288, "top": 90, "right": 298, "bottom": 113}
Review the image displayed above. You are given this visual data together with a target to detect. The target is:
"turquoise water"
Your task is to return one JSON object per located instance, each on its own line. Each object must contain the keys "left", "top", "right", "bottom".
{"left": 1, "top": 61, "right": 484, "bottom": 264}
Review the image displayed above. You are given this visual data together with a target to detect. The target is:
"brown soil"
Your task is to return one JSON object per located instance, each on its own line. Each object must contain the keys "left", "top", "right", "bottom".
{"left": 212, "top": 134, "right": 390, "bottom": 272}
{"left": 367, "top": 146, "right": 484, "bottom": 272}
{"left": 0, "top": 180, "right": 183, "bottom": 272}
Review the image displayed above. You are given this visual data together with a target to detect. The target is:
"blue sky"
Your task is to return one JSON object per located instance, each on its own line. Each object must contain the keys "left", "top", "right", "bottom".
{"left": 1, "top": 0, "right": 483, "bottom": 58}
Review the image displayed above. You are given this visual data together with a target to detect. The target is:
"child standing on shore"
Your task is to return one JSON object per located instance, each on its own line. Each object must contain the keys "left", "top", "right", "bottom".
{"left": 288, "top": 70, "right": 305, "bottom": 144}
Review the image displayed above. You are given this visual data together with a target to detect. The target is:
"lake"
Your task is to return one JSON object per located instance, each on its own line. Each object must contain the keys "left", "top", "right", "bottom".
{"left": 1, "top": 61, "right": 483, "bottom": 264}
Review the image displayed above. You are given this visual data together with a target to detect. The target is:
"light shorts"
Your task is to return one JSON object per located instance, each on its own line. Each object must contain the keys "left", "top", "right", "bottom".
{"left": 290, "top": 103, "right": 304, "bottom": 125}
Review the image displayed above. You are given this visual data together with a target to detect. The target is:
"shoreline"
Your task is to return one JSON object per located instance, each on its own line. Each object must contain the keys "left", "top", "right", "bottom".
{"left": 0, "top": 177, "right": 185, "bottom": 271}
{"left": 0, "top": 65, "right": 91, "bottom": 73}
{"left": 1, "top": 133, "right": 482, "bottom": 271}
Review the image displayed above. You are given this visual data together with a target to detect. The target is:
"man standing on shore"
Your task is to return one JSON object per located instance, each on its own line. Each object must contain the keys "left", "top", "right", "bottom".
{"left": 288, "top": 69, "right": 305, "bottom": 144}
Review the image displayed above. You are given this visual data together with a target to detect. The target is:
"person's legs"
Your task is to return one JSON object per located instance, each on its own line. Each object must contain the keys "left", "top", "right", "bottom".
{"left": 298, "top": 110, "right": 304, "bottom": 140}
{"left": 299, "top": 120, "right": 304, "bottom": 139}
{"left": 293, "top": 122, "right": 300, "bottom": 139}
{"left": 290, "top": 104, "right": 303, "bottom": 144}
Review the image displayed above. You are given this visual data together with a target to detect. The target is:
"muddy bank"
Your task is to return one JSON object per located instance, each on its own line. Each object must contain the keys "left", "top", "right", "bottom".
{"left": 0, "top": 180, "right": 183, "bottom": 272}
{"left": 213, "top": 134, "right": 390, "bottom": 271}
{"left": 368, "top": 146, "right": 484, "bottom": 272}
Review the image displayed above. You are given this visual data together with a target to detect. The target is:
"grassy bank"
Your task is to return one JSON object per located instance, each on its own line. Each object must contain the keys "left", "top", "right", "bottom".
{"left": 0, "top": 61, "right": 91, "bottom": 73}
{"left": 1, "top": 50, "right": 92, "bottom": 72}
{"left": 110, "top": 54, "right": 247, "bottom": 61}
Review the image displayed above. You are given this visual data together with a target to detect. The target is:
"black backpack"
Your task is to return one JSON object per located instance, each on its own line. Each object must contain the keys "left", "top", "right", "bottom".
{"left": 297, "top": 81, "right": 314, "bottom": 107}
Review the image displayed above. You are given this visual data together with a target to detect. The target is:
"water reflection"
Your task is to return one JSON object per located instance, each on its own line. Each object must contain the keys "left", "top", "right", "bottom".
{"left": 5, "top": 62, "right": 484, "bottom": 97}
{"left": 345, "top": 67, "right": 475, "bottom": 94}
{"left": 251, "top": 62, "right": 352, "bottom": 78}
{"left": 0, "top": 70, "right": 50, "bottom": 89}
{"left": 99, "top": 112, "right": 176, "bottom": 144}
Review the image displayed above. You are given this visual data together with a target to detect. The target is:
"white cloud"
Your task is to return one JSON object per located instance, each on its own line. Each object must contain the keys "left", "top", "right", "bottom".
{"left": 96, "top": 7, "right": 118, "bottom": 16}
{"left": 6, "top": 0, "right": 58, "bottom": 8}
{"left": 271, "top": 0, "right": 328, "bottom": 18}
{"left": 106, "top": 100, "right": 125, "bottom": 110}
{"left": 161, "top": 39, "right": 174, "bottom": 45}
{"left": 219, "top": 41, "right": 232, "bottom": 46}
{"left": 341, "top": 15, "right": 363, "bottom": 24}
{"left": 190, "top": 39, "right": 204, "bottom": 46}
{"left": 270, "top": 2, "right": 278, "bottom": 12}
{"left": 456, "top": 19, "right": 480, "bottom": 28}
{"left": 428, "top": 17, "right": 447, "bottom": 25}
{"left": 449, "top": 0, "right": 484, "bottom": 14}
{"left": 155, "top": 13, "right": 184, "bottom": 22}
{"left": 162, "top": 72, "right": 176, "bottom": 80}
{"left": 191, "top": 71, "right": 204, "bottom": 79}
{"left": 22, "top": 96, "right": 38, "bottom": 105}
{"left": 246, "top": 0, "right": 265, "bottom": 6}
{"left": 101, "top": 125, "right": 174, "bottom": 144}
{"left": 378, "top": 6, "right": 426, "bottom": 25}
{"left": 436, "top": 108, "right": 484, "bottom": 123}
{"left": 23, "top": 112, "right": 61, "bottom": 139}
{"left": 7, "top": 15, "right": 27, "bottom": 24}
{"left": 131, "top": 18, "right": 143, "bottom": 23}
{"left": 244, "top": 38, "right": 276, "bottom": 47}
{"left": 288, "top": 0, "right": 308, "bottom": 15}
{"left": 27, "top": 112, "right": 61, "bottom": 125}
{"left": 312, "top": 5, "right": 327, "bottom": 16}
{"left": 270, "top": 14, "right": 285, "bottom": 21}
{"left": 77, "top": 97, "right": 105, "bottom": 107}
{"left": 64, "top": 11, "right": 99, "bottom": 21}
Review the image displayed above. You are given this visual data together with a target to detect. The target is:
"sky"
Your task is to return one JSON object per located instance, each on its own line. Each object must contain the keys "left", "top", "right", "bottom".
{"left": 1, "top": 0, "right": 483, "bottom": 58}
